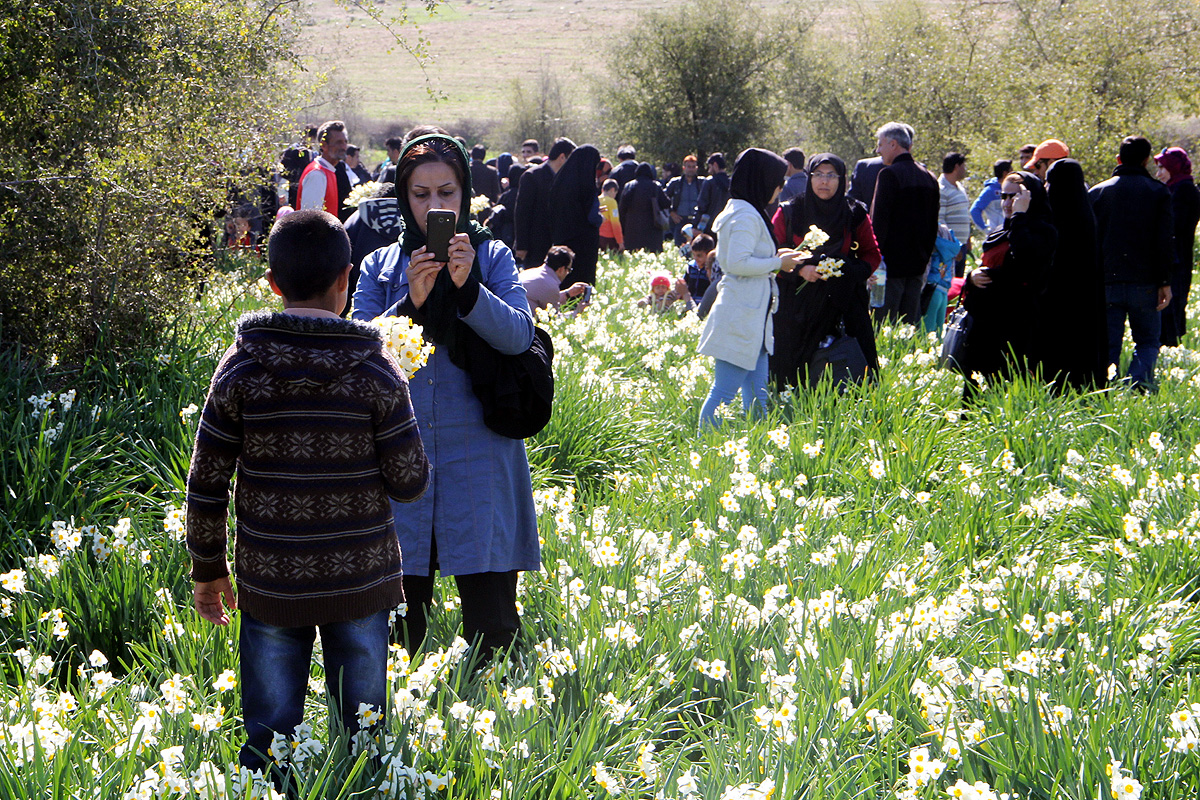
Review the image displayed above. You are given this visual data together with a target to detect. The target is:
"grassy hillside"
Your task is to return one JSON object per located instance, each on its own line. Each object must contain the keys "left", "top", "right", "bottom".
{"left": 299, "top": 0, "right": 789, "bottom": 146}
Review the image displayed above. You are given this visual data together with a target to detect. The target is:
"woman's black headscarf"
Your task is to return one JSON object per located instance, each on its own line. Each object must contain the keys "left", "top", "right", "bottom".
{"left": 395, "top": 133, "right": 494, "bottom": 359}
{"left": 634, "top": 161, "right": 655, "bottom": 183}
{"left": 505, "top": 164, "right": 527, "bottom": 194}
{"left": 1045, "top": 159, "right": 1090, "bottom": 233}
{"left": 497, "top": 152, "right": 514, "bottom": 181}
{"left": 789, "top": 153, "right": 853, "bottom": 248}
{"left": 730, "top": 148, "right": 789, "bottom": 239}
{"left": 982, "top": 171, "right": 1051, "bottom": 253}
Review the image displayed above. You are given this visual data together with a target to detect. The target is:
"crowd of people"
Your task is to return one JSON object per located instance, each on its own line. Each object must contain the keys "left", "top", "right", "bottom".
{"left": 190, "top": 119, "right": 1199, "bottom": 788}
{"left": 246, "top": 122, "right": 1199, "bottom": 409}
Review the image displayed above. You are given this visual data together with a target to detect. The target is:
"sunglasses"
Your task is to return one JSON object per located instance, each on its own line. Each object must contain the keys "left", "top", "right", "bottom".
{"left": 1000, "top": 192, "right": 1019, "bottom": 200}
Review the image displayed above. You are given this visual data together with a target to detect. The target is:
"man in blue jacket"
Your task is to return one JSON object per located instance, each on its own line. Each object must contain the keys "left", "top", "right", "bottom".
{"left": 1089, "top": 135, "right": 1175, "bottom": 390}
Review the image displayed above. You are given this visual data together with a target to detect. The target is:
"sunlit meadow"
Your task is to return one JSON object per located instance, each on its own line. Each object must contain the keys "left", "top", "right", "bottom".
{"left": 4, "top": 249, "right": 1200, "bottom": 800}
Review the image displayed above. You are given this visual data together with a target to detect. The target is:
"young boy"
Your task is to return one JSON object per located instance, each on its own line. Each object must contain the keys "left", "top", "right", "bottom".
{"left": 598, "top": 178, "right": 623, "bottom": 251}
{"left": 187, "top": 209, "right": 430, "bottom": 780}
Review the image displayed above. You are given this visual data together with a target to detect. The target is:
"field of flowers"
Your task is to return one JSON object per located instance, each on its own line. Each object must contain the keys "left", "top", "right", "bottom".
{"left": 5, "top": 248, "right": 1200, "bottom": 799}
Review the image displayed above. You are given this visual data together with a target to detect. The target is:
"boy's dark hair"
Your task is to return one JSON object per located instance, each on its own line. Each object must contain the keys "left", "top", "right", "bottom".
{"left": 783, "top": 148, "right": 806, "bottom": 169}
{"left": 691, "top": 233, "right": 715, "bottom": 253}
{"left": 548, "top": 138, "right": 577, "bottom": 161}
{"left": 545, "top": 245, "right": 575, "bottom": 272}
{"left": 993, "top": 159, "right": 1013, "bottom": 180}
{"left": 346, "top": 144, "right": 361, "bottom": 157}
{"left": 602, "top": 178, "right": 619, "bottom": 193}
{"left": 522, "top": 138, "right": 539, "bottom": 152}
{"left": 267, "top": 210, "right": 351, "bottom": 301}
{"left": 385, "top": 136, "right": 404, "bottom": 151}
{"left": 708, "top": 152, "right": 726, "bottom": 170}
{"left": 471, "top": 144, "right": 486, "bottom": 160}
{"left": 942, "top": 152, "right": 966, "bottom": 174}
{"left": 617, "top": 145, "right": 636, "bottom": 161}
{"left": 1119, "top": 135, "right": 1152, "bottom": 166}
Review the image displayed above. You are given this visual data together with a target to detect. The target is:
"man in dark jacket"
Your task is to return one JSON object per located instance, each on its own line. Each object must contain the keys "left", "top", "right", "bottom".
{"left": 470, "top": 144, "right": 501, "bottom": 204}
{"left": 514, "top": 137, "right": 575, "bottom": 268}
{"left": 694, "top": 153, "right": 730, "bottom": 233}
{"left": 665, "top": 154, "right": 702, "bottom": 244}
{"left": 870, "top": 122, "right": 940, "bottom": 324}
{"left": 609, "top": 145, "right": 639, "bottom": 190}
{"left": 848, "top": 155, "right": 884, "bottom": 207}
{"left": 342, "top": 181, "right": 401, "bottom": 316}
{"left": 1088, "top": 135, "right": 1175, "bottom": 389}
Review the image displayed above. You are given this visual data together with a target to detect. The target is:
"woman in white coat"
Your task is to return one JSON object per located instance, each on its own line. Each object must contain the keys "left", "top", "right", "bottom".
{"left": 697, "top": 148, "right": 802, "bottom": 429}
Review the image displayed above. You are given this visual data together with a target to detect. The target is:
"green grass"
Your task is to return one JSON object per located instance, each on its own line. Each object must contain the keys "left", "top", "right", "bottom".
{"left": 3, "top": 248, "right": 1200, "bottom": 798}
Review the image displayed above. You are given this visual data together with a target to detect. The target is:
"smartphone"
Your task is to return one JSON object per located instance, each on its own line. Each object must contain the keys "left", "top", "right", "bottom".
{"left": 426, "top": 210, "right": 456, "bottom": 262}
{"left": 580, "top": 285, "right": 593, "bottom": 305}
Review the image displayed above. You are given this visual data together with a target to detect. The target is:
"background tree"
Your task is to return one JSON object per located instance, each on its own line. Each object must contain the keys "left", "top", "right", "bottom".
{"left": 0, "top": 0, "right": 303, "bottom": 361}
{"left": 603, "top": 0, "right": 818, "bottom": 166}
{"left": 791, "top": 0, "right": 1200, "bottom": 181}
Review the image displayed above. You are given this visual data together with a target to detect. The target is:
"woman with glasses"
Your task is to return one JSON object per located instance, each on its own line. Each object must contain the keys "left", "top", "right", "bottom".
{"left": 960, "top": 171, "right": 1056, "bottom": 396}
{"left": 768, "top": 153, "right": 882, "bottom": 389}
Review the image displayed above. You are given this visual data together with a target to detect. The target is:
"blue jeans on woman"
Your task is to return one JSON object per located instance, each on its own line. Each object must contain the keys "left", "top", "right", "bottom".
{"left": 239, "top": 608, "right": 391, "bottom": 775}
{"left": 1106, "top": 282, "right": 1161, "bottom": 389}
{"left": 699, "top": 351, "right": 769, "bottom": 429}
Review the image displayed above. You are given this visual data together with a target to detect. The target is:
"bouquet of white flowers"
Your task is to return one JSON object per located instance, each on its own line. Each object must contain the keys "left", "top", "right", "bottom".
{"left": 797, "top": 225, "right": 830, "bottom": 258}
{"left": 344, "top": 181, "right": 382, "bottom": 208}
{"left": 814, "top": 255, "right": 844, "bottom": 279}
{"left": 371, "top": 315, "right": 435, "bottom": 379}
{"left": 470, "top": 194, "right": 492, "bottom": 216}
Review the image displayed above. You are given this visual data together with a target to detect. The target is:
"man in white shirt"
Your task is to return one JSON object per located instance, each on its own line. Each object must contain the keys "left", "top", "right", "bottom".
{"left": 296, "top": 120, "right": 356, "bottom": 221}
{"left": 938, "top": 152, "right": 972, "bottom": 276}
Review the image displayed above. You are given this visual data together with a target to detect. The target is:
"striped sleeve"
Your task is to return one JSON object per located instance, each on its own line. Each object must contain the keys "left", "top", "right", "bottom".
{"left": 373, "top": 362, "right": 430, "bottom": 503}
{"left": 185, "top": 360, "right": 244, "bottom": 582}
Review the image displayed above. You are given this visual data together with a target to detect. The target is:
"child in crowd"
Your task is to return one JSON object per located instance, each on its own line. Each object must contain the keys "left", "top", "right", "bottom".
{"left": 186, "top": 209, "right": 430, "bottom": 784}
{"left": 598, "top": 178, "right": 624, "bottom": 251}
{"left": 638, "top": 273, "right": 695, "bottom": 313}
{"left": 684, "top": 233, "right": 717, "bottom": 303}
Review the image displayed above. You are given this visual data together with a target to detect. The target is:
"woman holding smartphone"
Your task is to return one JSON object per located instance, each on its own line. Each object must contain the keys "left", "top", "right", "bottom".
{"left": 960, "top": 170, "right": 1056, "bottom": 396}
{"left": 353, "top": 129, "right": 538, "bottom": 664}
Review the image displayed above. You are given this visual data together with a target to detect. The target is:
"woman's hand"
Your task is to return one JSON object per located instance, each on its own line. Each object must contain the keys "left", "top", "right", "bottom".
{"left": 969, "top": 268, "right": 992, "bottom": 288}
{"left": 798, "top": 264, "right": 820, "bottom": 282}
{"left": 446, "top": 233, "right": 475, "bottom": 288}
{"left": 407, "top": 246, "right": 443, "bottom": 309}
{"left": 1012, "top": 185, "right": 1032, "bottom": 214}
{"left": 777, "top": 249, "right": 802, "bottom": 273}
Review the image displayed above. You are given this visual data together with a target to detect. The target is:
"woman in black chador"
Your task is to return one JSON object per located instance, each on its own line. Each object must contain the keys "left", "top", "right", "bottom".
{"left": 1040, "top": 158, "right": 1106, "bottom": 390}
{"left": 768, "top": 153, "right": 882, "bottom": 389}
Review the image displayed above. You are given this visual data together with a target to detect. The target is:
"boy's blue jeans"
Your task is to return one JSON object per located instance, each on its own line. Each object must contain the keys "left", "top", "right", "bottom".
{"left": 238, "top": 608, "right": 391, "bottom": 774}
{"left": 1106, "top": 282, "right": 1161, "bottom": 388}
{"left": 699, "top": 352, "right": 769, "bottom": 429}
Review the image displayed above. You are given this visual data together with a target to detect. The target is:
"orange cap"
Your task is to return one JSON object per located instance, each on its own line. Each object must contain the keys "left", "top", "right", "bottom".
{"left": 1023, "top": 139, "right": 1069, "bottom": 169}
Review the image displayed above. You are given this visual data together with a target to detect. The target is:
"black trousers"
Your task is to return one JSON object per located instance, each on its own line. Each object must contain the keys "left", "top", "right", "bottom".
{"left": 399, "top": 566, "right": 520, "bottom": 658}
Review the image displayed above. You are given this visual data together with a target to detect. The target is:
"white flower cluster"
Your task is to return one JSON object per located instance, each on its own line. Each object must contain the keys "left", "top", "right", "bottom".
{"left": 371, "top": 315, "right": 435, "bottom": 379}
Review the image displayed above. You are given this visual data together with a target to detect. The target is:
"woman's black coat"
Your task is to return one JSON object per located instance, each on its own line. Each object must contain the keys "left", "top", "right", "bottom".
{"left": 618, "top": 163, "right": 669, "bottom": 253}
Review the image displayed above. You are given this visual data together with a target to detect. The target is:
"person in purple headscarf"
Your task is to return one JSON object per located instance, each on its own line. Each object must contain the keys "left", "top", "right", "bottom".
{"left": 1154, "top": 146, "right": 1200, "bottom": 347}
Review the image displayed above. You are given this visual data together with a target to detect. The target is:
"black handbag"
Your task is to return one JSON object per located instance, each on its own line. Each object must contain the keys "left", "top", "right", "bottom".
{"left": 462, "top": 325, "right": 555, "bottom": 439}
{"left": 808, "top": 333, "right": 869, "bottom": 389}
{"left": 939, "top": 305, "right": 972, "bottom": 374}
{"left": 652, "top": 195, "right": 670, "bottom": 230}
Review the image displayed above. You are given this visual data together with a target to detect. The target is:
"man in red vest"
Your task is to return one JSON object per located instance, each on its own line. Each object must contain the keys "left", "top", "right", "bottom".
{"left": 297, "top": 120, "right": 354, "bottom": 221}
